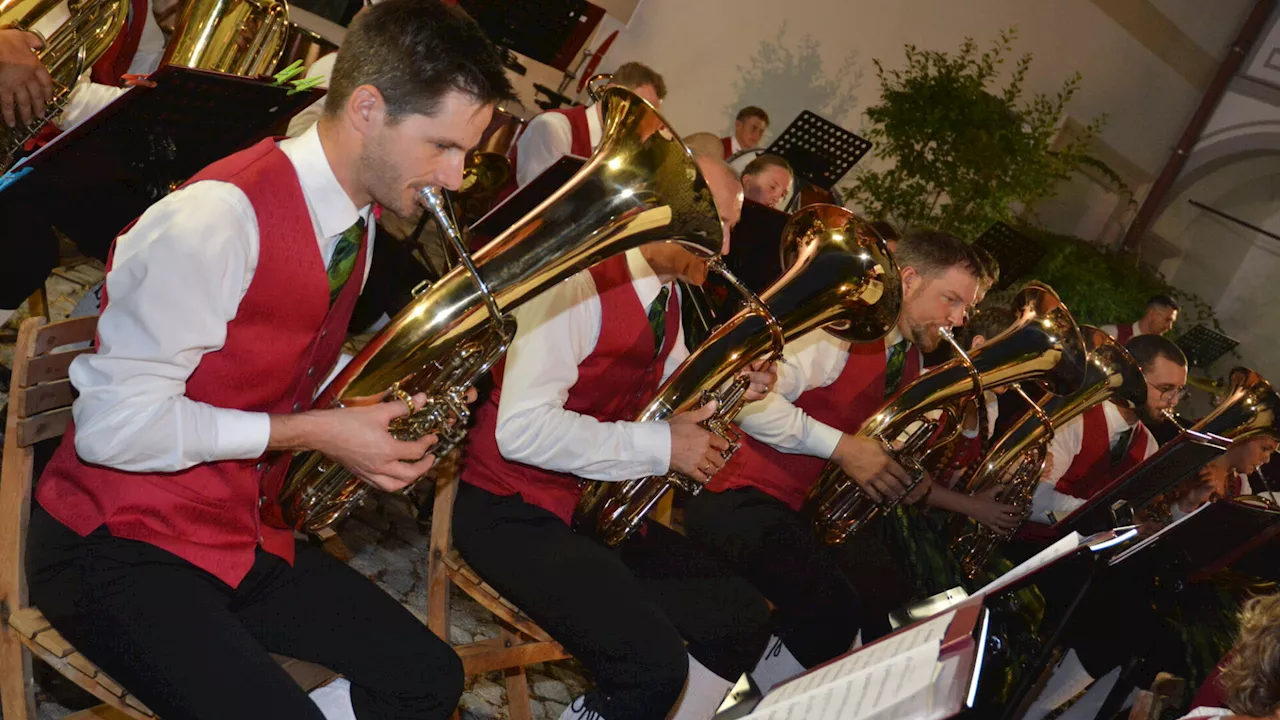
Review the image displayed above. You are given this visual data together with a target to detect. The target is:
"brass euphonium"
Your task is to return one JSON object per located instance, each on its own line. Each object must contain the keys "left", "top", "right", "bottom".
{"left": 804, "top": 283, "right": 1088, "bottom": 545}
{"left": 276, "top": 86, "right": 726, "bottom": 532}
{"left": 0, "top": 0, "right": 129, "bottom": 171}
{"left": 162, "top": 0, "right": 290, "bottom": 76}
{"left": 952, "top": 326, "right": 1147, "bottom": 578}
{"left": 572, "top": 205, "right": 903, "bottom": 546}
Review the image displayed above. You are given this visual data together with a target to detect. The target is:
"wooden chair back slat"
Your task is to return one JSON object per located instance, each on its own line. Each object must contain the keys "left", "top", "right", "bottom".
{"left": 33, "top": 319, "right": 98, "bottom": 358}
{"left": 24, "top": 349, "right": 92, "bottom": 389}
{"left": 23, "top": 379, "right": 75, "bottom": 417}
{"left": 16, "top": 409, "right": 74, "bottom": 449}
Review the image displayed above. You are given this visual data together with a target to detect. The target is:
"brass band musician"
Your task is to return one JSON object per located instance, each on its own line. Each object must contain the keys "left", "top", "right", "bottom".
{"left": 452, "top": 153, "right": 777, "bottom": 720}
{"left": 682, "top": 231, "right": 1018, "bottom": 691}
{"left": 25, "top": 3, "right": 511, "bottom": 716}
{"left": 1028, "top": 334, "right": 1188, "bottom": 525}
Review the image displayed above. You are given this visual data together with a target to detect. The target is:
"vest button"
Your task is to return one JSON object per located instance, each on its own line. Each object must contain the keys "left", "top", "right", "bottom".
{"left": 257, "top": 536, "right": 265, "bottom": 545}
{"left": 255, "top": 462, "right": 264, "bottom": 471}
{"left": 293, "top": 401, "right": 302, "bottom": 412}
{"left": 307, "top": 367, "right": 315, "bottom": 377}
{"left": 258, "top": 495, "right": 267, "bottom": 507}
{"left": 320, "top": 329, "right": 328, "bottom": 338}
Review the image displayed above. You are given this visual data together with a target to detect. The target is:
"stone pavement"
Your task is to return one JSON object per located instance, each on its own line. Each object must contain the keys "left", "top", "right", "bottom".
{"left": 1, "top": 261, "right": 591, "bottom": 720}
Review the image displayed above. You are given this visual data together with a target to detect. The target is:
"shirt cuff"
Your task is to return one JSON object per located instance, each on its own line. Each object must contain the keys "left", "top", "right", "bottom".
{"left": 634, "top": 420, "right": 673, "bottom": 477}
{"left": 213, "top": 409, "right": 271, "bottom": 461}
{"left": 807, "top": 419, "right": 844, "bottom": 460}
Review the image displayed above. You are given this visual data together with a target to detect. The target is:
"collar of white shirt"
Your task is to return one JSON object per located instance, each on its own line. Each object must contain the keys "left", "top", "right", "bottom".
{"left": 730, "top": 135, "right": 742, "bottom": 155}
{"left": 884, "top": 327, "right": 905, "bottom": 351}
{"left": 626, "top": 248, "right": 670, "bottom": 310}
{"left": 1102, "top": 398, "right": 1141, "bottom": 444}
{"left": 279, "top": 124, "right": 373, "bottom": 241}
{"left": 587, "top": 105, "right": 604, "bottom": 153}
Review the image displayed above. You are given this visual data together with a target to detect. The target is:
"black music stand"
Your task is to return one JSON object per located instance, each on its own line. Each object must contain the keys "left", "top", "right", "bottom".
{"left": 763, "top": 111, "right": 870, "bottom": 191}
{"left": 974, "top": 223, "right": 1043, "bottom": 291}
{"left": 1175, "top": 325, "right": 1239, "bottom": 370}
{"left": 1055, "top": 429, "right": 1229, "bottom": 536}
{"left": 0, "top": 65, "right": 323, "bottom": 252}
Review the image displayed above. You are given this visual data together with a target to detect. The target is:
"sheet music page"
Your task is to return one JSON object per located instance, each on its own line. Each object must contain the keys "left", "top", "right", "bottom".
{"left": 975, "top": 531, "right": 1082, "bottom": 597}
{"left": 758, "top": 610, "right": 954, "bottom": 710}
{"left": 1108, "top": 502, "right": 1211, "bottom": 565}
{"left": 743, "top": 642, "right": 940, "bottom": 720}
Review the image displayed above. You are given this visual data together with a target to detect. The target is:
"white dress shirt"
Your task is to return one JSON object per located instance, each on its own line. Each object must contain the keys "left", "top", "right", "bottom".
{"left": 726, "top": 135, "right": 742, "bottom": 157}
{"left": 1098, "top": 321, "right": 1142, "bottom": 340}
{"left": 1028, "top": 400, "right": 1158, "bottom": 523}
{"left": 736, "top": 327, "right": 913, "bottom": 460}
{"left": 493, "top": 248, "right": 686, "bottom": 481}
{"left": 57, "top": 1, "right": 166, "bottom": 134}
{"left": 70, "top": 124, "right": 375, "bottom": 473}
{"left": 513, "top": 106, "right": 603, "bottom": 187}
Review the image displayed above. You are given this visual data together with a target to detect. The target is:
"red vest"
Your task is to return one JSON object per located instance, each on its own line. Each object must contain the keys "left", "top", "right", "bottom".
{"left": 461, "top": 254, "right": 681, "bottom": 524}
{"left": 36, "top": 138, "right": 368, "bottom": 588}
{"left": 1053, "top": 403, "right": 1150, "bottom": 500}
{"left": 91, "top": 0, "right": 149, "bottom": 85}
{"left": 494, "top": 105, "right": 593, "bottom": 206}
{"left": 1114, "top": 322, "right": 1136, "bottom": 344}
{"left": 721, "top": 136, "right": 734, "bottom": 159}
{"left": 709, "top": 337, "right": 922, "bottom": 510}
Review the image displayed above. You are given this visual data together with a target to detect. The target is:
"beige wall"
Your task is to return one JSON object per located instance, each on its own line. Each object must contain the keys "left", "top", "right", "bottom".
{"left": 580, "top": 0, "right": 1250, "bottom": 238}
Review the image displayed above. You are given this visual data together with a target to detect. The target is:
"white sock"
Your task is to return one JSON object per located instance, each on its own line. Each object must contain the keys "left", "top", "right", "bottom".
{"left": 309, "top": 677, "right": 357, "bottom": 720}
{"left": 750, "top": 635, "right": 807, "bottom": 695}
{"left": 559, "top": 695, "right": 604, "bottom": 720}
{"left": 668, "top": 654, "right": 733, "bottom": 720}
{"left": 1023, "top": 649, "right": 1099, "bottom": 720}
{"left": 0, "top": 309, "right": 15, "bottom": 327}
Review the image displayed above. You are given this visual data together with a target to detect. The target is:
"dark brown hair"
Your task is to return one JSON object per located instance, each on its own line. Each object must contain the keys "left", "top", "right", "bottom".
{"left": 742, "top": 153, "right": 793, "bottom": 179}
{"left": 893, "top": 229, "right": 984, "bottom": 281}
{"left": 1125, "top": 333, "right": 1187, "bottom": 371}
{"left": 736, "top": 106, "right": 769, "bottom": 125}
{"left": 325, "top": 0, "right": 515, "bottom": 120}
{"left": 612, "top": 61, "right": 667, "bottom": 100}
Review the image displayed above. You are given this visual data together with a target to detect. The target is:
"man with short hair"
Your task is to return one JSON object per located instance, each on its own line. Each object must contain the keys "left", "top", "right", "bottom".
{"left": 1028, "top": 334, "right": 1189, "bottom": 524}
{"left": 722, "top": 105, "right": 768, "bottom": 159}
{"left": 684, "top": 230, "right": 1018, "bottom": 692}
{"left": 512, "top": 60, "right": 667, "bottom": 187}
{"left": 741, "top": 153, "right": 793, "bottom": 210}
{"left": 1100, "top": 294, "right": 1180, "bottom": 343}
{"left": 454, "top": 156, "right": 775, "bottom": 720}
{"left": 27, "top": 2, "right": 514, "bottom": 717}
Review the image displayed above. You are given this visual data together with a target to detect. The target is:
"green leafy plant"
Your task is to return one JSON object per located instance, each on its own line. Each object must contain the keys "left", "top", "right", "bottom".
{"left": 849, "top": 28, "right": 1119, "bottom": 241}
{"left": 983, "top": 227, "right": 1226, "bottom": 341}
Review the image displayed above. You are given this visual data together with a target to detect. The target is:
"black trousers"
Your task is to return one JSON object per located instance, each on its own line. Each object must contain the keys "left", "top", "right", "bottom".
{"left": 684, "top": 487, "right": 901, "bottom": 668}
{"left": 26, "top": 506, "right": 463, "bottom": 720}
{"left": 451, "top": 483, "right": 771, "bottom": 720}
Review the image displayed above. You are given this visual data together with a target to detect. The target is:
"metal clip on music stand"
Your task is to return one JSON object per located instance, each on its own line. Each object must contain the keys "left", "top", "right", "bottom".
{"left": 764, "top": 110, "right": 871, "bottom": 196}
{"left": 1175, "top": 324, "right": 1239, "bottom": 370}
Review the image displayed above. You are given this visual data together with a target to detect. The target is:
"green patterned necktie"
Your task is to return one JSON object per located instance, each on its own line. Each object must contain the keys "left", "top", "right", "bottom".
{"left": 1110, "top": 427, "right": 1135, "bottom": 466}
{"left": 327, "top": 217, "right": 367, "bottom": 304}
{"left": 647, "top": 285, "right": 672, "bottom": 358}
{"left": 884, "top": 339, "right": 910, "bottom": 399}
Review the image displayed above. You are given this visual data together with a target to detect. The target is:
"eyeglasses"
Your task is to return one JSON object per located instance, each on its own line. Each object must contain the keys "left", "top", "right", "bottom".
{"left": 1147, "top": 379, "right": 1188, "bottom": 403}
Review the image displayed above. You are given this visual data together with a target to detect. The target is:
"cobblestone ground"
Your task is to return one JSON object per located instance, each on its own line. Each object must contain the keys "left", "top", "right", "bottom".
{"left": 1, "top": 260, "right": 590, "bottom": 720}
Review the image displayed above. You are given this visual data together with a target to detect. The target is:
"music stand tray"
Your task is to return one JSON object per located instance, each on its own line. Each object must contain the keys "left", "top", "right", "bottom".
{"left": 1175, "top": 325, "right": 1239, "bottom": 369}
{"left": 763, "top": 110, "right": 870, "bottom": 190}
{"left": 1, "top": 64, "right": 323, "bottom": 236}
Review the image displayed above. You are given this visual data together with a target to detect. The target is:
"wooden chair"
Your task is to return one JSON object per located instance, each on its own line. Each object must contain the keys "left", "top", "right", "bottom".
{"left": 0, "top": 316, "right": 336, "bottom": 720}
{"left": 426, "top": 458, "right": 571, "bottom": 720}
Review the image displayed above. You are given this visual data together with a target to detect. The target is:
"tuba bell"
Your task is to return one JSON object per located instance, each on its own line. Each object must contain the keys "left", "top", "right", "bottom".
{"left": 0, "top": 0, "right": 129, "bottom": 171}
{"left": 274, "top": 86, "right": 727, "bottom": 533}
{"left": 803, "top": 283, "right": 1088, "bottom": 545}
{"left": 952, "top": 326, "right": 1147, "bottom": 578}
{"left": 572, "top": 205, "right": 903, "bottom": 546}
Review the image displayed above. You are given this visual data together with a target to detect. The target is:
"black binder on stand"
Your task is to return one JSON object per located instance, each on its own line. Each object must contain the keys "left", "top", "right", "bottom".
{"left": 0, "top": 64, "right": 324, "bottom": 247}
{"left": 764, "top": 111, "right": 870, "bottom": 193}
{"left": 1054, "top": 428, "right": 1229, "bottom": 536}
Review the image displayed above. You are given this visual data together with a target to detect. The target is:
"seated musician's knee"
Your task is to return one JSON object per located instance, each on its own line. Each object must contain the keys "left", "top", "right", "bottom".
{"left": 621, "top": 635, "right": 690, "bottom": 719}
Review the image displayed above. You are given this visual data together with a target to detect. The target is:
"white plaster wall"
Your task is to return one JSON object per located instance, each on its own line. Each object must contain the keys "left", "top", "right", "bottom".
{"left": 594, "top": 0, "right": 1240, "bottom": 180}
{"left": 1205, "top": 237, "right": 1280, "bottom": 383}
